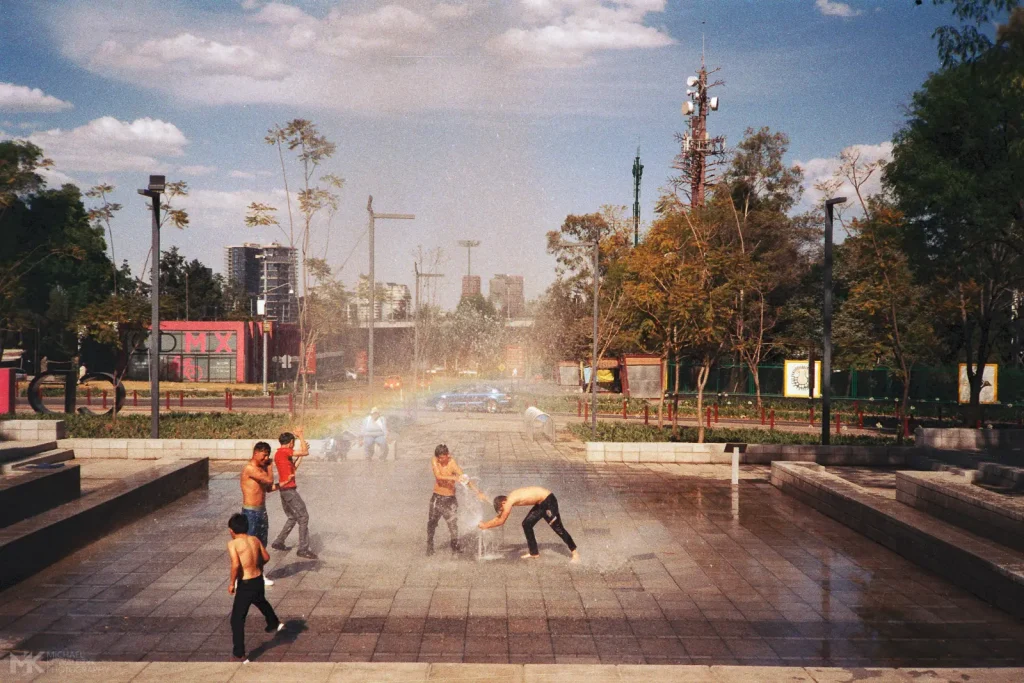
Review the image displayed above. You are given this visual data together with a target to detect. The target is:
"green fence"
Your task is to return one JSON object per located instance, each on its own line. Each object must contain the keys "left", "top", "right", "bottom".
{"left": 665, "top": 363, "right": 1024, "bottom": 404}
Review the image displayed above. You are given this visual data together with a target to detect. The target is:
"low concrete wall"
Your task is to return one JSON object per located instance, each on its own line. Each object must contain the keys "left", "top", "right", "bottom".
{"left": 771, "top": 461, "right": 1024, "bottom": 619}
{"left": 60, "top": 438, "right": 279, "bottom": 460}
{"left": 896, "top": 470, "right": 1024, "bottom": 552}
{"left": 917, "top": 427, "right": 1024, "bottom": 452}
{"left": 0, "top": 463, "right": 80, "bottom": 527}
{"left": 586, "top": 441, "right": 907, "bottom": 466}
{"left": 0, "top": 420, "right": 66, "bottom": 442}
{"left": 0, "top": 458, "right": 208, "bottom": 589}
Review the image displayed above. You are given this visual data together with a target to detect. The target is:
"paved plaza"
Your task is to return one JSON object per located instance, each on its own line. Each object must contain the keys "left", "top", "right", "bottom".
{"left": 2, "top": 415, "right": 1024, "bottom": 669}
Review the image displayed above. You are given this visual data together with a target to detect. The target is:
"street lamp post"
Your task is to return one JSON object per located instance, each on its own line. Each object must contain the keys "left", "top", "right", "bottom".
{"left": 559, "top": 234, "right": 600, "bottom": 438}
{"left": 822, "top": 196, "right": 847, "bottom": 445}
{"left": 413, "top": 261, "right": 443, "bottom": 421}
{"left": 366, "top": 196, "right": 415, "bottom": 408}
{"left": 137, "top": 175, "right": 164, "bottom": 439}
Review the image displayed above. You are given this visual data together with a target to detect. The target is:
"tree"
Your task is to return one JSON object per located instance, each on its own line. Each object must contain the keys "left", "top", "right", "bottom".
{"left": 884, "top": 16, "right": 1024, "bottom": 422}
{"left": 247, "top": 119, "right": 344, "bottom": 405}
{"left": 157, "top": 247, "right": 227, "bottom": 321}
{"left": 917, "top": 0, "right": 1021, "bottom": 65}
{"left": 85, "top": 184, "right": 121, "bottom": 295}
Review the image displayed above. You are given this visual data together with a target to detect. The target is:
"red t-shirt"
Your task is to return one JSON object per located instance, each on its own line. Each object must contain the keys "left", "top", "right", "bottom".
{"left": 274, "top": 446, "right": 297, "bottom": 490}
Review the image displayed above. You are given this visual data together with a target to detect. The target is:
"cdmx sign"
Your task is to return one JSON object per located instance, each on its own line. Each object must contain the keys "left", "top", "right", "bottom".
{"left": 27, "top": 370, "right": 126, "bottom": 416}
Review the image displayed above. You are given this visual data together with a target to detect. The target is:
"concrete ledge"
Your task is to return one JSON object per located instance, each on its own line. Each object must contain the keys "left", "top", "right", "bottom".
{"left": 0, "top": 440, "right": 58, "bottom": 464}
{"left": 586, "top": 441, "right": 908, "bottom": 466}
{"left": 771, "top": 461, "right": 1024, "bottom": 619}
{"left": 978, "top": 461, "right": 1024, "bottom": 490}
{"left": 0, "top": 419, "right": 66, "bottom": 441}
{"left": 0, "top": 457, "right": 208, "bottom": 590}
{"left": 0, "top": 462, "right": 80, "bottom": 527}
{"left": 918, "top": 426, "right": 1024, "bottom": 452}
{"left": 896, "top": 470, "right": 1024, "bottom": 552}
{"left": 60, "top": 438, "right": 273, "bottom": 460}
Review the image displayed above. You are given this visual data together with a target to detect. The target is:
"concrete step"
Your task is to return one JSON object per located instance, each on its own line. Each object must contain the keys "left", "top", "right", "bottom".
{"left": 0, "top": 447, "right": 74, "bottom": 475}
{"left": 0, "top": 440, "right": 58, "bottom": 464}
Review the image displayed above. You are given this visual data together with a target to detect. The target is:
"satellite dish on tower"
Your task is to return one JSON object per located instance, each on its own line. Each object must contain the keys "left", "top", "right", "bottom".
{"left": 682, "top": 101, "right": 694, "bottom": 116}
{"left": 709, "top": 97, "right": 719, "bottom": 111}
{"left": 686, "top": 76, "right": 698, "bottom": 87}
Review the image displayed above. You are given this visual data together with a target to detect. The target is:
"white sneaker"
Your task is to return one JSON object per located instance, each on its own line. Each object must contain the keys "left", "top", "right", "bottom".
{"left": 263, "top": 577, "right": 274, "bottom": 587}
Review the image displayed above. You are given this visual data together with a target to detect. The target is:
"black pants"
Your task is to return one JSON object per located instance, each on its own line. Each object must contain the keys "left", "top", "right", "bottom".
{"left": 523, "top": 493, "right": 576, "bottom": 556}
{"left": 427, "top": 493, "right": 459, "bottom": 552}
{"left": 231, "top": 575, "right": 280, "bottom": 658}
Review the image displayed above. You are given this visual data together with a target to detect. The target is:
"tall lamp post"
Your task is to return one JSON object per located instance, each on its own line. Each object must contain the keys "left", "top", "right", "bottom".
{"left": 366, "top": 196, "right": 414, "bottom": 408}
{"left": 413, "top": 261, "right": 443, "bottom": 420}
{"left": 559, "top": 234, "right": 600, "bottom": 438}
{"left": 821, "top": 196, "right": 847, "bottom": 445}
{"left": 137, "top": 175, "right": 164, "bottom": 439}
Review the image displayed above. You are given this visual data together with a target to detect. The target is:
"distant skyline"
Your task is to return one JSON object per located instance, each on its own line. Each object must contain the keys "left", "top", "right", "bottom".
{"left": 0, "top": 0, "right": 968, "bottom": 308}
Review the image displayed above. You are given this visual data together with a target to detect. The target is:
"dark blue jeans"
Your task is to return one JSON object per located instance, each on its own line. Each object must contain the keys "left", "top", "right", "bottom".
{"left": 242, "top": 506, "right": 269, "bottom": 547}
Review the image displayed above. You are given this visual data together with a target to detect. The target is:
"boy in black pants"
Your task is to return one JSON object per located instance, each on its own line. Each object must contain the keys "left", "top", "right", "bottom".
{"left": 479, "top": 486, "right": 579, "bottom": 562}
{"left": 227, "top": 513, "right": 284, "bottom": 661}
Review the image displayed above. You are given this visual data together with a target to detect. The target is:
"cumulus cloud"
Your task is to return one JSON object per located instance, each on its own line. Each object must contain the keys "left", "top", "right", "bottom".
{"left": 0, "top": 82, "right": 73, "bottom": 113}
{"left": 23, "top": 116, "right": 188, "bottom": 172}
{"left": 796, "top": 141, "right": 892, "bottom": 213}
{"left": 815, "top": 0, "right": 862, "bottom": 18}
{"left": 90, "top": 32, "right": 287, "bottom": 80}
{"left": 489, "top": 0, "right": 673, "bottom": 67}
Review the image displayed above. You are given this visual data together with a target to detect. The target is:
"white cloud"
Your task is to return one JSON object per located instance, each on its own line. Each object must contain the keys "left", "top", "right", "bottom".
{"left": 815, "top": 0, "right": 862, "bottom": 18}
{"left": 178, "top": 164, "right": 217, "bottom": 176}
{"left": 489, "top": 0, "right": 674, "bottom": 67}
{"left": 229, "top": 170, "right": 256, "bottom": 179}
{"left": 90, "top": 32, "right": 287, "bottom": 80}
{"left": 23, "top": 116, "right": 188, "bottom": 173}
{"left": 796, "top": 141, "right": 892, "bottom": 213}
{"left": 0, "top": 82, "right": 73, "bottom": 113}
{"left": 314, "top": 5, "right": 438, "bottom": 58}
{"left": 432, "top": 3, "right": 475, "bottom": 20}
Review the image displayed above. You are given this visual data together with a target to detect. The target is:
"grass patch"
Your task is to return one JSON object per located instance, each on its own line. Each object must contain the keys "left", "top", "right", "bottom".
{"left": 567, "top": 421, "right": 905, "bottom": 446}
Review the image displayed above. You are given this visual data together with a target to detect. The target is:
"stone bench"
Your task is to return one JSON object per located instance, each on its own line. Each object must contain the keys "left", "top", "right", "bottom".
{"left": 0, "top": 462, "right": 80, "bottom": 527}
{"left": 977, "top": 462, "right": 1024, "bottom": 491}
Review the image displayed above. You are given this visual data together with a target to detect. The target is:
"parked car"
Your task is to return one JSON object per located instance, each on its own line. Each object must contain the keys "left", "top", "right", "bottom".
{"left": 457, "top": 369, "right": 478, "bottom": 377}
{"left": 383, "top": 374, "right": 402, "bottom": 390}
{"left": 428, "top": 385, "right": 513, "bottom": 413}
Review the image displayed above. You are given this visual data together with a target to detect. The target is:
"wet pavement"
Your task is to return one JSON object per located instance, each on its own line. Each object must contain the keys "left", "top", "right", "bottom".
{"left": 1, "top": 417, "right": 1023, "bottom": 667}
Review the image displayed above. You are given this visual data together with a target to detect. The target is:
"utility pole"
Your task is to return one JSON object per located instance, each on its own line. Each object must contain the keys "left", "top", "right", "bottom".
{"left": 137, "top": 175, "right": 164, "bottom": 439}
{"left": 821, "top": 197, "right": 847, "bottom": 445}
{"left": 632, "top": 146, "right": 643, "bottom": 247}
{"left": 366, "top": 195, "right": 415, "bottom": 409}
{"left": 458, "top": 240, "right": 480, "bottom": 278}
{"left": 413, "top": 256, "right": 443, "bottom": 421}
{"left": 679, "top": 54, "right": 725, "bottom": 208}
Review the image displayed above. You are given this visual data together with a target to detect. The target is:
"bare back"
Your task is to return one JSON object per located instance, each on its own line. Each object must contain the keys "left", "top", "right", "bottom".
{"left": 506, "top": 486, "right": 552, "bottom": 507}
{"left": 228, "top": 535, "right": 266, "bottom": 580}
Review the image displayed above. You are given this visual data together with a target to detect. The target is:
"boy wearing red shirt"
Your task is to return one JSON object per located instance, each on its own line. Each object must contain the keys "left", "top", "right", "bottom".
{"left": 271, "top": 427, "right": 317, "bottom": 559}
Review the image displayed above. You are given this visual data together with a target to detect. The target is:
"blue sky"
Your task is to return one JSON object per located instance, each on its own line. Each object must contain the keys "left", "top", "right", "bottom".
{"left": 0, "top": 0, "right": 961, "bottom": 308}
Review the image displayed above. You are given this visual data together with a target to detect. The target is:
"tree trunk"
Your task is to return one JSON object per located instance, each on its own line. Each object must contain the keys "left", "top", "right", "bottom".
{"left": 898, "top": 365, "right": 911, "bottom": 445}
{"left": 671, "top": 356, "right": 681, "bottom": 438}
{"left": 696, "top": 362, "right": 710, "bottom": 443}
{"left": 750, "top": 361, "right": 762, "bottom": 410}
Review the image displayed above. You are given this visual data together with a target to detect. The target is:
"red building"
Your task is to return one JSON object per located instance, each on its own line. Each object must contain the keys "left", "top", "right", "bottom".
{"left": 127, "top": 321, "right": 264, "bottom": 384}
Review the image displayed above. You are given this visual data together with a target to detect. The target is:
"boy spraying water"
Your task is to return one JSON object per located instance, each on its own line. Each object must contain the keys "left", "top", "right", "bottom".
{"left": 479, "top": 487, "right": 580, "bottom": 563}
{"left": 427, "top": 443, "right": 486, "bottom": 555}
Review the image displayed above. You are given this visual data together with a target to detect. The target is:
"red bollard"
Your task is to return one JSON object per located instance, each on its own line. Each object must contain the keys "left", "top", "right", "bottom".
{"left": 102, "top": 390, "right": 107, "bottom": 410}
{"left": 761, "top": 406, "right": 766, "bottom": 425}
{"left": 705, "top": 406, "right": 711, "bottom": 429}
{"left": 270, "top": 392, "right": 275, "bottom": 409}
{"left": 714, "top": 403, "right": 719, "bottom": 424}
{"left": 179, "top": 391, "right": 184, "bottom": 408}
{"left": 904, "top": 416, "right": 911, "bottom": 438}
{"left": 315, "top": 392, "right": 320, "bottom": 410}
{"left": 810, "top": 405, "right": 815, "bottom": 426}
{"left": 133, "top": 390, "right": 138, "bottom": 408}
{"left": 225, "top": 388, "right": 230, "bottom": 409}
{"left": 858, "top": 411, "right": 864, "bottom": 429}
{"left": 577, "top": 399, "right": 582, "bottom": 418}
{"left": 584, "top": 402, "right": 589, "bottom": 421}
{"left": 976, "top": 419, "right": 982, "bottom": 429}
{"left": 288, "top": 392, "right": 294, "bottom": 414}
{"left": 770, "top": 409, "right": 775, "bottom": 430}
{"left": 836, "top": 413, "right": 841, "bottom": 435}
{"left": 165, "top": 391, "right": 171, "bottom": 411}
{"left": 228, "top": 390, "right": 234, "bottom": 411}
{"left": 86, "top": 387, "right": 92, "bottom": 406}
{"left": 622, "top": 398, "right": 627, "bottom": 420}
{"left": 644, "top": 404, "right": 649, "bottom": 425}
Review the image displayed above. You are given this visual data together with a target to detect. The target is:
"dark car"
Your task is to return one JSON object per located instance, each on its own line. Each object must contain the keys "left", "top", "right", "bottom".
{"left": 428, "top": 385, "right": 513, "bottom": 413}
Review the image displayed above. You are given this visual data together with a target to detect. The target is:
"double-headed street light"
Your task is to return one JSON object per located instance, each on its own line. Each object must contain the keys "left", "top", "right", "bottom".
{"left": 137, "top": 175, "right": 164, "bottom": 439}
{"left": 822, "top": 196, "right": 847, "bottom": 445}
{"left": 559, "top": 234, "right": 600, "bottom": 438}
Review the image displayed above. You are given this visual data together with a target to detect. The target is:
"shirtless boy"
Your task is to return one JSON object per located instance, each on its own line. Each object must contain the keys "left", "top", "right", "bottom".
{"left": 479, "top": 486, "right": 580, "bottom": 563}
{"left": 427, "top": 443, "right": 486, "bottom": 556}
{"left": 241, "top": 441, "right": 290, "bottom": 585}
{"left": 227, "top": 513, "right": 284, "bottom": 662}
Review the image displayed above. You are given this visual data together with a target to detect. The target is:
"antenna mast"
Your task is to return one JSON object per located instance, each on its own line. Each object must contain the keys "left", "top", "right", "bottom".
{"left": 678, "top": 55, "right": 725, "bottom": 208}
{"left": 632, "top": 146, "right": 643, "bottom": 247}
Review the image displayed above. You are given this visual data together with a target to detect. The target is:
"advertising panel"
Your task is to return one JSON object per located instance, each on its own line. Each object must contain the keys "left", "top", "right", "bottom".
{"left": 783, "top": 360, "right": 821, "bottom": 398}
{"left": 958, "top": 363, "right": 998, "bottom": 404}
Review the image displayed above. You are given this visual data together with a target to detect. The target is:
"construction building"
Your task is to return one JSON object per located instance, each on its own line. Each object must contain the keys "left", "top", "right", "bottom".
{"left": 488, "top": 274, "right": 525, "bottom": 319}
{"left": 224, "top": 242, "right": 299, "bottom": 323}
